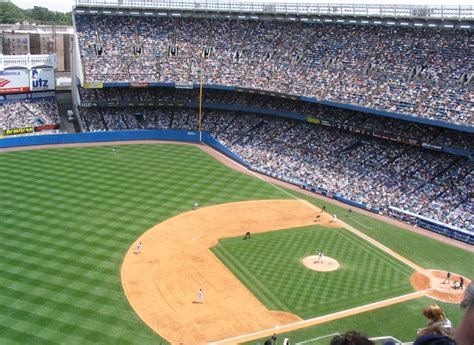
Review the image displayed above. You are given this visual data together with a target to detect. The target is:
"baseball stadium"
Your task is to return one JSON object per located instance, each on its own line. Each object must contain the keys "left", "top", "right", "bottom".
{"left": 0, "top": 0, "right": 473, "bottom": 344}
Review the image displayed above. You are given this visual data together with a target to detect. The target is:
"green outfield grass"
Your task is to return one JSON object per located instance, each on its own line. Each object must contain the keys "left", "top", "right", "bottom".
{"left": 0, "top": 144, "right": 285, "bottom": 345}
{"left": 212, "top": 225, "right": 414, "bottom": 318}
{"left": 0, "top": 143, "right": 472, "bottom": 345}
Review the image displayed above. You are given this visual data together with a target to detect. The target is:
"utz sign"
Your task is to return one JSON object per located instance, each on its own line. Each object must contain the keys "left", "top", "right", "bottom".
{"left": 0, "top": 69, "right": 30, "bottom": 94}
{"left": 30, "top": 68, "right": 55, "bottom": 91}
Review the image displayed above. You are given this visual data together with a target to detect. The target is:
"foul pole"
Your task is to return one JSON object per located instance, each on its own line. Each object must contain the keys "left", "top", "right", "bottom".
{"left": 198, "top": 57, "right": 204, "bottom": 142}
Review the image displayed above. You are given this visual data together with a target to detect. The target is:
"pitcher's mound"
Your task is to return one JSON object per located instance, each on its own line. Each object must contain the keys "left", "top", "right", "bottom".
{"left": 303, "top": 256, "right": 340, "bottom": 272}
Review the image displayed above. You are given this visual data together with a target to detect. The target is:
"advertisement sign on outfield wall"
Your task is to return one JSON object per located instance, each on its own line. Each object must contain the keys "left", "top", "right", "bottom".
{"left": 30, "top": 68, "right": 55, "bottom": 91}
{"left": 2, "top": 127, "right": 34, "bottom": 136}
{"left": 0, "top": 69, "right": 30, "bottom": 94}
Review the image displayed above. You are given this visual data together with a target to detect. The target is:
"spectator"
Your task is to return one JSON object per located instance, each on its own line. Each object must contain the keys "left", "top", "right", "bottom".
{"left": 330, "top": 330, "right": 374, "bottom": 345}
{"left": 418, "top": 305, "right": 453, "bottom": 336}
{"left": 75, "top": 15, "right": 473, "bottom": 126}
{"left": 456, "top": 282, "right": 474, "bottom": 345}
{"left": 0, "top": 98, "right": 60, "bottom": 132}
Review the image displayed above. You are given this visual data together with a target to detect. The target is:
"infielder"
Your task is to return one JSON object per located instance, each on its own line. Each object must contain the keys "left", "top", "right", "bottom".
{"left": 136, "top": 242, "right": 142, "bottom": 254}
{"left": 198, "top": 288, "right": 204, "bottom": 304}
{"left": 332, "top": 213, "right": 337, "bottom": 222}
{"left": 193, "top": 202, "right": 199, "bottom": 210}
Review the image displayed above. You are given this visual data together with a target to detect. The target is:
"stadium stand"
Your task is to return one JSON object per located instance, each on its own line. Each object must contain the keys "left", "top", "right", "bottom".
{"left": 77, "top": 106, "right": 473, "bottom": 233}
{"left": 0, "top": 98, "right": 60, "bottom": 131}
{"left": 79, "top": 88, "right": 473, "bottom": 151}
{"left": 75, "top": 15, "right": 473, "bottom": 126}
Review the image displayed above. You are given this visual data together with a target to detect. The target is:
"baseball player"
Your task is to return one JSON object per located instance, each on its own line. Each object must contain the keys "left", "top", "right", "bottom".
{"left": 198, "top": 288, "right": 204, "bottom": 304}
{"left": 332, "top": 213, "right": 337, "bottom": 222}
{"left": 193, "top": 202, "right": 199, "bottom": 210}
{"left": 314, "top": 251, "right": 324, "bottom": 264}
{"left": 443, "top": 272, "right": 452, "bottom": 285}
{"left": 136, "top": 242, "right": 142, "bottom": 254}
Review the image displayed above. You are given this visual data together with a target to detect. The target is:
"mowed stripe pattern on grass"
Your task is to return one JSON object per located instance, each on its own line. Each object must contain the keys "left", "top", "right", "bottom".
{"left": 0, "top": 144, "right": 287, "bottom": 344}
{"left": 212, "top": 225, "right": 414, "bottom": 319}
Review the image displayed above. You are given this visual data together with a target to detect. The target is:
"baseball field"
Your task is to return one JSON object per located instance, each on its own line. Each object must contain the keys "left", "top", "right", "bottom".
{"left": 0, "top": 143, "right": 472, "bottom": 344}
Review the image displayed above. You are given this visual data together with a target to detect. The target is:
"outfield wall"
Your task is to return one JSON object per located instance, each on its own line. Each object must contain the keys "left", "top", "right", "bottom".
{"left": 0, "top": 130, "right": 201, "bottom": 148}
{"left": 1, "top": 130, "right": 471, "bottom": 245}
{"left": 0, "top": 129, "right": 250, "bottom": 168}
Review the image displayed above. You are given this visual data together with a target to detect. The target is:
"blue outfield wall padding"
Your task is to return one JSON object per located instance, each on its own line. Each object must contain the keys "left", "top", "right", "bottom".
{"left": 0, "top": 130, "right": 251, "bottom": 168}
{"left": 0, "top": 130, "right": 202, "bottom": 148}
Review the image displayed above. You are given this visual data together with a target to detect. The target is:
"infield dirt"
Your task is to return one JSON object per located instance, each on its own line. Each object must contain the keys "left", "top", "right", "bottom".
{"left": 121, "top": 199, "right": 338, "bottom": 344}
{"left": 410, "top": 270, "right": 470, "bottom": 303}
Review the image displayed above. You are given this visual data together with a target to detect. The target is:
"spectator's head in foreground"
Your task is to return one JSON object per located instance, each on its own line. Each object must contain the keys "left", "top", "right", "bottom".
{"left": 456, "top": 282, "right": 474, "bottom": 345}
{"left": 330, "top": 330, "right": 374, "bottom": 345}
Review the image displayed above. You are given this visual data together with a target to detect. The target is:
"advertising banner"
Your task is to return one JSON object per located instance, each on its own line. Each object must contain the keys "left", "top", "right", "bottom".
{"left": 34, "top": 124, "right": 60, "bottom": 132}
{"left": 130, "top": 82, "right": 149, "bottom": 88}
{"left": 306, "top": 117, "right": 321, "bottom": 124}
{"left": 2, "top": 123, "right": 59, "bottom": 136}
{"left": 83, "top": 82, "right": 104, "bottom": 89}
{"left": 3, "top": 127, "right": 34, "bottom": 136}
{"left": 80, "top": 101, "right": 96, "bottom": 108}
{"left": 175, "top": 82, "right": 193, "bottom": 89}
{"left": 0, "top": 69, "right": 30, "bottom": 94}
{"left": 30, "top": 68, "right": 55, "bottom": 91}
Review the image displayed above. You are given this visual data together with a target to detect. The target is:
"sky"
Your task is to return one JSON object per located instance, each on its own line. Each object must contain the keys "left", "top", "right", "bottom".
{"left": 11, "top": 0, "right": 473, "bottom": 14}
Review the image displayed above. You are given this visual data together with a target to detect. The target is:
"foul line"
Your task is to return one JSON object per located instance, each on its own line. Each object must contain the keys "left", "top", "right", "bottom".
{"left": 207, "top": 145, "right": 425, "bottom": 273}
{"left": 339, "top": 219, "right": 424, "bottom": 272}
{"left": 206, "top": 145, "right": 429, "bottom": 344}
{"left": 210, "top": 290, "right": 428, "bottom": 344}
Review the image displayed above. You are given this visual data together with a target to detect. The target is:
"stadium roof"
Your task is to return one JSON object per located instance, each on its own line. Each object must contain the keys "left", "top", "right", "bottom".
{"left": 74, "top": 0, "right": 473, "bottom": 22}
